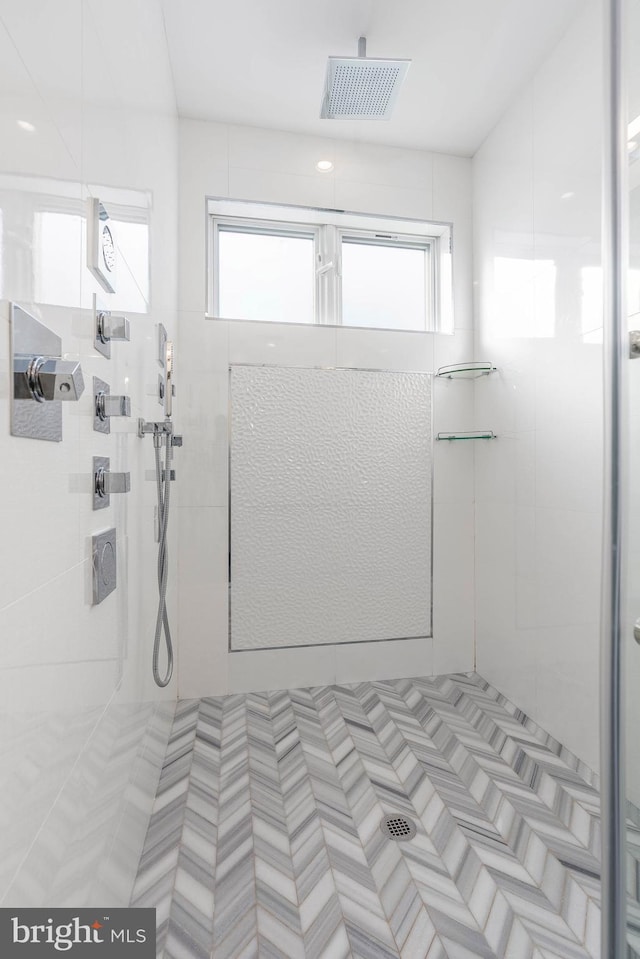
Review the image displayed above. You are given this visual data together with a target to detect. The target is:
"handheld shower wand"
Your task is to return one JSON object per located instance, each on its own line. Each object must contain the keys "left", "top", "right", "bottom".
{"left": 138, "top": 338, "right": 181, "bottom": 688}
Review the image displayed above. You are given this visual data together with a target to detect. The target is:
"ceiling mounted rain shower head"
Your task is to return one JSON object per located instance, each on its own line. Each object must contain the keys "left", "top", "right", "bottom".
{"left": 320, "top": 36, "right": 411, "bottom": 120}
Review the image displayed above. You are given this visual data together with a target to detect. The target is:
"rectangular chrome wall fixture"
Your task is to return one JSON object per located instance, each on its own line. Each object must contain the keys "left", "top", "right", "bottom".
{"left": 92, "top": 528, "right": 117, "bottom": 605}
{"left": 94, "top": 302, "right": 130, "bottom": 359}
{"left": 93, "top": 456, "right": 131, "bottom": 510}
{"left": 10, "top": 303, "right": 85, "bottom": 441}
{"left": 93, "top": 376, "right": 131, "bottom": 433}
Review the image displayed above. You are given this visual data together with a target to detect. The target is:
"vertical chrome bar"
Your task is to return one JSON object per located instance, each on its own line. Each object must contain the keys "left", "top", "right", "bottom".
{"left": 602, "top": 0, "right": 628, "bottom": 954}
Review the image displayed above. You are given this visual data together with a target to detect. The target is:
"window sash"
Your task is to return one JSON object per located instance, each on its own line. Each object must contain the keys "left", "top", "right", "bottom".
{"left": 337, "top": 229, "right": 433, "bottom": 331}
{"left": 212, "top": 217, "right": 319, "bottom": 322}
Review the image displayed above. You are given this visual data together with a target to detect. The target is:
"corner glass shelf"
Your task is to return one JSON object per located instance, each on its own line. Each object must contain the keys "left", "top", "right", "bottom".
{"left": 436, "top": 361, "right": 496, "bottom": 379}
{"left": 436, "top": 431, "right": 496, "bottom": 441}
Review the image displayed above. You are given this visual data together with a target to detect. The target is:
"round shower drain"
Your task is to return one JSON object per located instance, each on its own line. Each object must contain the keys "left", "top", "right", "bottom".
{"left": 380, "top": 813, "right": 417, "bottom": 841}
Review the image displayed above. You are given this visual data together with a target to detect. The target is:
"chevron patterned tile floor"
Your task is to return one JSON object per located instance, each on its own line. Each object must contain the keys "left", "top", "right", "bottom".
{"left": 131, "top": 672, "right": 637, "bottom": 958}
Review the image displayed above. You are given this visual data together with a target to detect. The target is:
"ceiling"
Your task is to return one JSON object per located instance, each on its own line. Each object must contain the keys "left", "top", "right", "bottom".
{"left": 161, "top": 0, "right": 585, "bottom": 157}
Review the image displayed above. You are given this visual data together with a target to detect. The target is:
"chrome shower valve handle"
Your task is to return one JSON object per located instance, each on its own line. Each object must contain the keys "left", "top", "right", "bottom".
{"left": 95, "top": 468, "right": 131, "bottom": 497}
{"left": 14, "top": 355, "right": 85, "bottom": 402}
{"left": 94, "top": 306, "right": 130, "bottom": 358}
{"left": 97, "top": 311, "right": 130, "bottom": 345}
{"left": 93, "top": 456, "right": 131, "bottom": 510}
{"left": 96, "top": 391, "right": 131, "bottom": 420}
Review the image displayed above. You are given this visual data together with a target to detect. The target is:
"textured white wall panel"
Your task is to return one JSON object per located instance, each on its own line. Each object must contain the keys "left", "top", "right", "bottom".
{"left": 230, "top": 366, "right": 432, "bottom": 649}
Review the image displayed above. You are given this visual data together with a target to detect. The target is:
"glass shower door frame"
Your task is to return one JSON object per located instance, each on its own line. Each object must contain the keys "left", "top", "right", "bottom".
{"left": 601, "top": 0, "right": 629, "bottom": 955}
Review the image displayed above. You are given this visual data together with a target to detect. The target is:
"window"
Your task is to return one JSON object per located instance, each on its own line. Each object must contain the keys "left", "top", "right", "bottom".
{"left": 209, "top": 200, "right": 452, "bottom": 333}
{"left": 218, "top": 224, "right": 315, "bottom": 325}
{"left": 341, "top": 234, "right": 430, "bottom": 331}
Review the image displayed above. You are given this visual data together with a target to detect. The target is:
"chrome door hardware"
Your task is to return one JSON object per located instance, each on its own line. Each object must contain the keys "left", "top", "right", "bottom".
{"left": 11, "top": 303, "right": 85, "bottom": 442}
{"left": 92, "top": 528, "right": 117, "bottom": 604}
{"left": 93, "top": 376, "right": 130, "bottom": 433}
{"left": 14, "top": 356, "right": 84, "bottom": 401}
{"left": 630, "top": 331, "right": 640, "bottom": 358}
{"left": 634, "top": 619, "right": 640, "bottom": 644}
{"left": 95, "top": 308, "right": 130, "bottom": 359}
{"left": 93, "top": 456, "right": 131, "bottom": 509}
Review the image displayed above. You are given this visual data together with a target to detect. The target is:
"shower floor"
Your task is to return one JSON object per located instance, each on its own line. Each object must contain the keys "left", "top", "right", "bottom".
{"left": 131, "top": 672, "right": 637, "bottom": 959}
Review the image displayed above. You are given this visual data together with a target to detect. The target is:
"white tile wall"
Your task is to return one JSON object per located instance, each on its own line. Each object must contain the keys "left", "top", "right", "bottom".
{"left": 335, "top": 328, "right": 434, "bottom": 372}
{"left": 0, "top": 0, "right": 178, "bottom": 905}
{"left": 472, "top": 0, "right": 602, "bottom": 773}
{"left": 177, "top": 119, "right": 475, "bottom": 697}
{"left": 228, "top": 319, "right": 337, "bottom": 368}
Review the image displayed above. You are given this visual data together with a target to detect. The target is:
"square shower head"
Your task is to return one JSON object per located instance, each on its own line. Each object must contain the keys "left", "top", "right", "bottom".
{"left": 320, "top": 55, "right": 411, "bottom": 120}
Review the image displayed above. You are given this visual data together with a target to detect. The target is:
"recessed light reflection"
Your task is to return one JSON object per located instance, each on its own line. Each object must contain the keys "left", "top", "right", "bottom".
{"left": 17, "top": 120, "right": 36, "bottom": 133}
{"left": 561, "top": 192, "right": 575, "bottom": 200}
{"left": 316, "top": 160, "right": 334, "bottom": 173}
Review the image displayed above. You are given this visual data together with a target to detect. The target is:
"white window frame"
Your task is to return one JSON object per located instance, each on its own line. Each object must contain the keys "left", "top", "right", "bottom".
{"left": 207, "top": 198, "right": 453, "bottom": 333}
{"left": 213, "top": 217, "right": 319, "bottom": 324}
{"left": 335, "top": 228, "right": 435, "bottom": 330}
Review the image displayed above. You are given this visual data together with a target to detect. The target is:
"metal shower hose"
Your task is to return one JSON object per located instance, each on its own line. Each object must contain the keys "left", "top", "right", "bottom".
{"left": 153, "top": 431, "right": 173, "bottom": 687}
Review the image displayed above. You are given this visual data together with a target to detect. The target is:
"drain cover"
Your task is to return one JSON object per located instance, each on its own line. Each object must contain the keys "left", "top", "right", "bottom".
{"left": 380, "top": 813, "right": 417, "bottom": 841}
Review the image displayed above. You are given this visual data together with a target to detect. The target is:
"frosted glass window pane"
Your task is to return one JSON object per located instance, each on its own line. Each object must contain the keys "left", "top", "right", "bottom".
{"left": 218, "top": 230, "right": 314, "bottom": 323}
{"left": 112, "top": 220, "right": 150, "bottom": 308}
{"left": 342, "top": 241, "right": 428, "bottom": 331}
{"left": 34, "top": 212, "right": 82, "bottom": 308}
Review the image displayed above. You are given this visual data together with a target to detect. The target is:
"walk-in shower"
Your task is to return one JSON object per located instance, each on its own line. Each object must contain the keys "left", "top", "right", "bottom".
{"left": 3, "top": 1, "right": 640, "bottom": 952}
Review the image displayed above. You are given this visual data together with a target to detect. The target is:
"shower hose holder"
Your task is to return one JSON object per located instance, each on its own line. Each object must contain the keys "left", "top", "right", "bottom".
{"left": 138, "top": 417, "right": 182, "bottom": 451}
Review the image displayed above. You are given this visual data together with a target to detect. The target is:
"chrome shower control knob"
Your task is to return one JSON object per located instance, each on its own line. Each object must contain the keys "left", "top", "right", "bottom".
{"left": 14, "top": 355, "right": 85, "bottom": 402}
{"left": 35, "top": 358, "right": 85, "bottom": 401}
{"left": 97, "top": 311, "right": 130, "bottom": 344}
{"left": 93, "top": 456, "right": 131, "bottom": 509}
{"left": 94, "top": 308, "right": 130, "bottom": 358}
{"left": 96, "top": 391, "right": 131, "bottom": 420}
{"left": 95, "top": 468, "right": 131, "bottom": 497}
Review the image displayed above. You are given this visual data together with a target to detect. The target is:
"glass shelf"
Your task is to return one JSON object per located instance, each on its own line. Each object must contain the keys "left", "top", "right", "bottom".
{"left": 436, "top": 361, "right": 496, "bottom": 379}
{"left": 436, "top": 431, "right": 496, "bottom": 441}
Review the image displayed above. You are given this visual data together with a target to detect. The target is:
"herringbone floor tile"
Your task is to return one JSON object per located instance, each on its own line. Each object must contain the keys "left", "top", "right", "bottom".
{"left": 132, "top": 673, "right": 634, "bottom": 958}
